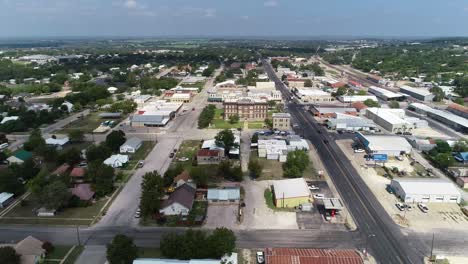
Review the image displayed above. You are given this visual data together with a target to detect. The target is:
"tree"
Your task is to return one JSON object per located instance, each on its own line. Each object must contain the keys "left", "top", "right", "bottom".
{"left": 68, "top": 130, "right": 85, "bottom": 142}
{"left": 283, "top": 150, "right": 310, "bottom": 178}
{"left": 388, "top": 101, "right": 400, "bottom": 109}
{"left": 0, "top": 170, "right": 24, "bottom": 195}
{"left": 304, "top": 79, "right": 313, "bottom": 87}
{"left": 105, "top": 130, "right": 126, "bottom": 152}
{"left": 42, "top": 241, "right": 54, "bottom": 254}
{"left": 453, "top": 98, "right": 464, "bottom": 106}
{"left": 434, "top": 153, "right": 455, "bottom": 169}
{"left": 140, "top": 171, "right": 165, "bottom": 217}
{"left": 198, "top": 105, "right": 216, "bottom": 129}
{"left": 38, "top": 179, "right": 71, "bottom": 210}
{"left": 88, "top": 162, "right": 115, "bottom": 197}
{"left": 106, "top": 234, "right": 138, "bottom": 264}
{"left": 430, "top": 86, "right": 445, "bottom": 102}
{"left": 0, "top": 246, "right": 20, "bottom": 264}
{"left": 23, "top": 128, "right": 46, "bottom": 152}
{"left": 86, "top": 144, "right": 111, "bottom": 162}
{"left": 251, "top": 133, "right": 258, "bottom": 144}
{"left": 248, "top": 159, "right": 262, "bottom": 179}
{"left": 264, "top": 118, "right": 273, "bottom": 129}
{"left": 434, "top": 140, "right": 452, "bottom": 154}
{"left": 357, "top": 90, "right": 367, "bottom": 95}
{"left": 58, "top": 147, "right": 81, "bottom": 165}
{"left": 207, "top": 227, "right": 236, "bottom": 259}
{"left": 228, "top": 115, "right": 239, "bottom": 124}
{"left": 453, "top": 140, "right": 468, "bottom": 152}
{"left": 363, "top": 99, "right": 379, "bottom": 107}
{"left": 126, "top": 72, "right": 138, "bottom": 87}
{"left": 215, "top": 129, "right": 237, "bottom": 156}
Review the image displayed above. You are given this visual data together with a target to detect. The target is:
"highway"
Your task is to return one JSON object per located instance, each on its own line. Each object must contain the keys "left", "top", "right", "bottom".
{"left": 262, "top": 58, "right": 422, "bottom": 263}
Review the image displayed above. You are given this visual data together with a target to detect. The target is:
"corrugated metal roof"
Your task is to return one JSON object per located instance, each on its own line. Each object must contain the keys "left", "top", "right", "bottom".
{"left": 265, "top": 248, "right": 363, "bottom": 264}
{"left": 207, "top": 188, "right": 240, "bottom": 200}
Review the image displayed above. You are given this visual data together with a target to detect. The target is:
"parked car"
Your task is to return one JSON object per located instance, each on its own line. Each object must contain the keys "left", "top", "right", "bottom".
{"left": 313, "top": 194, "right": 325, "bottom": 199}
{"left": 386, "top": 185, "right": 394, "bottom": 194}
{"left": 178, "top": 157, "right": 189, "bottom": 162}
{"left": 308, "top": 185, "right": 320, "bottom": 191}
{"left": 169, "top": 153, "right": 175, "bottom": 158}
{"left": 405, "top": 204, "right": 413, "bottom": 211}
{"left": 256, "top": 251, "right": 265, "bottom": 264}
{"left": 395, "top": 156, "right": 404, "bottom": 161}
{"left": 324, "top": 211, "right": 331, "bottom": 221}
{"left": 137, "top": 161, "right": 144, "bottom": 168}
{"left": 323, "top": 139, "right": 329, "bottom": 144}
{"left": 417, "top": 203, "right": 429, "bottom": 213}
{"left": 395, "top": 203, "right": 405, "bottom": 211}
{"left": 135, "top": 209, "right": 141, "bottom": 218}
{"left": 354, "top": 148, "right": 365, "bottom": 153}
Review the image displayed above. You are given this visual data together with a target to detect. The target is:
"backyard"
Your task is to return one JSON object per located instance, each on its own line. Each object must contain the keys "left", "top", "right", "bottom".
{"left": 250, "top": 151, "right": 318, "bottom": 180}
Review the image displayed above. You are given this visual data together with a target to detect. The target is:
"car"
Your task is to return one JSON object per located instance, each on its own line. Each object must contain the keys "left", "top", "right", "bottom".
{"left": 308, "top": 185, "right": 320, "bottom": 191}
{"left": 354, "top": 149, "right": 365, "bottom": 153}
{"left": 256, "top": 251, "right": 265, "bottom": 264}
{"left": 178, "top": 157, "right": 189, "bottom": 162}
{"left": 313, "top": 194, "right": 325, "bottom": 199}
{"left": 317, "top": 129, "right": 322, "bottom": 134}
{"left": 173, "top": 148, "right": 178, "bottom": 153}
{"left": 395, "top": 156, "right": 404, "bottom": 161}
{"left": 385, "top": 185, "right": 394, "bottom": 194}
{"left": 135, "top": 209, "right": 141, "bottom": 218}
{"left": 395, "top": 203, "right": 405, "bottom": 211}
{"left": 417, "top": 203, "right": 429, "bottom": 213}
{"left": 169, "top": 153, "right": 175, "bottom": 158}
{"left": 324, "top": 211, "right": 331, "bottom": 221}
{"left": 137, "top": 161, "right": 144, "bottom": 168}
{"left": 323, "top": 139, "right": 329, "bottom": 144}
{"left": 405, "top": 204, "right": 413, "bottom": 211}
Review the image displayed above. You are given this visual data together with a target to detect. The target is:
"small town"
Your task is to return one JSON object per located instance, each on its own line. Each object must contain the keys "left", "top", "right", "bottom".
{"left": 0, "top": 1, "right": 467, "bottom": 264}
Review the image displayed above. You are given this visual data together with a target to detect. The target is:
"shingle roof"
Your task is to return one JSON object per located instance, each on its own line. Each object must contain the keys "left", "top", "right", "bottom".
{"left": 161, "top": 184, "right": 196, "bottom": 210}
{"left": 70, "top": 184, "right": 95, "bottom": 201}
{"left": 197, "top": 149, "right": 221, "bottom": 157}
{"left": 52, "top": 164, "right": 70, "bottom": 175}
{"left": 70, "top": 167, "right": 86, "bottom": 177}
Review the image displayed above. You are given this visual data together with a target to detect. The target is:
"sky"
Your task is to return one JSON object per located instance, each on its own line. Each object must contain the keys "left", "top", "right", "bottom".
{"left": 1, "top": 0, "right": 468, "bottom": 38}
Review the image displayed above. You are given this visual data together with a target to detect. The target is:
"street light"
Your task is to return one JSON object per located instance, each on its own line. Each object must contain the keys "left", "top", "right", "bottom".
{"left": 364, "top": 233, "right": 375, "bottom": 257}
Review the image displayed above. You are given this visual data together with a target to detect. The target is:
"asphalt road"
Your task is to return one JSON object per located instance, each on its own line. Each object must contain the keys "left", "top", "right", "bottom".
{"left": 262, "top": 58, "right": 421, "bottom": 263}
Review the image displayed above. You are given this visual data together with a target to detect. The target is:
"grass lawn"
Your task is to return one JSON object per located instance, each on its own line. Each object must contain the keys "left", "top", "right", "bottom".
{"left": 138, "top": 247, "right": 163, "bottom": 258}
{"left": 126, "top": 141, "right": 157, "bottom": 169}
{"left": 250, "top": 151, "right": 284, "bottom": 180}
{"left": 62, "top": 246, "right": 84, "bottom": 264}
{"left": 0, "top": 196, "right": 110, "bottom": 226}
{"left": 264, "top": 189, "right": 294, "bottom": 212}
{"left": 45, "top": 245, "right": 73, "bottom": 260}
{"left": 176, "top": 140, "right": 201, "bottom": 160}
{"left": 57, "top": 111, "right": 125, "bottom": 134}
{"left": 210, "top": 109, "right": 243, "bottom": 129}
{"left": 245, "top": 122, "right": 265, "bottom": 129}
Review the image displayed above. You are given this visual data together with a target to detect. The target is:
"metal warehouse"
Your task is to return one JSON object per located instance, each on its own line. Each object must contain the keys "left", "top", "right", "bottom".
{"left": 390, "top": 178, "right": 461, "bottom": 204}
{"left": 272, "top": 178, "right": 310, "bottom": 208}
{"left": 356, "top": 132, "right": 412, "bottom": 157}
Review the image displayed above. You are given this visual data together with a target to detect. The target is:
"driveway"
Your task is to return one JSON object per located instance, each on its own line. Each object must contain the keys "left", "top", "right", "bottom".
{"left": 241, "top": 179, "right": 298, "bottom": 230}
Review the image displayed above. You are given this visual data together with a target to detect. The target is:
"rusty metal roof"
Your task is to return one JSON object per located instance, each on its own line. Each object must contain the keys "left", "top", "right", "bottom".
{"left": 265, "top": 248, "right": 363, "bottom": 264}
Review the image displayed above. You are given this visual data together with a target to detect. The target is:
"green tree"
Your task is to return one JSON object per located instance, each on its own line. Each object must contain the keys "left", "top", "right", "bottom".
{"left": 215, "top": 129, "right": 237, "bottom": 156}
{"left": 453, "top": 98, "right": 464, "bottom": 106}
{"left": 452, "top": 140, "right": 468, "bottom": 152}
{"left": 430, "top": 86, "right": 445, "bottom": 102}
{"left": 105, "top": 130, "right": 126, "bottom": 152}
{"left": 357, "top": 90, "right": 367, "bottom": 95}
{"left": 126, "top": 72, "right": 138, "bottom": 87}
{"left": 140, "top": 171, "right": 165, "bottom": 217}
{"left": 58, "top": 147, "right": 82, "bottom": 165}
{"left": 38, "top": 179, "right": 71, "bottom": 210}
{"left": 363, "top": 99, "right": 379, "bottom": 107}
{"left": 228, "top": 115, "right": 239, "bottom": 124}
{"left": 251, "top": 133, "right": 258, "bottom": 144}
{"left": 0, "top": 246, "right": 20, "bottom": 264}
{"left": 86, "top": 144, "right": 111, "bottom": 162}
{"left": 23, "top": 128, "right": 46, "bottom": 152}
{"left": 434, "top": 153, "right": 455, "bottom": 169}
{"left": 88, "top": 162, "right": 115, "bottom": 197}
{"left": 334, "top": 87, "right": 347, "bottom": 96}
{"left": 190, "top": 167, "right": 208, "bottom": 186}
{"left": 0, "top": 170, "right": 24, "bottom": 195}
{"left": 207, "top": 227, "right": 236, "bottom": 258}
{"left": 106, "top": 234, "right": 138, "bottom": 264}
{"left": 283, "top": 150, "right": 310, "bottom": 178}
{"left": 198, "top": 105, "right": 216, "bottom": 129}
{"left": 248, "top": 159, "right": 263, "bottom": 179}
{"left": 304, "top": 79, "right": 313, "bottom": 87}
{"left": 264, "top": 118, "right": 273, "bottom": 129}
{"left": 388, "top": 101, "right": 400, "bottom": 109}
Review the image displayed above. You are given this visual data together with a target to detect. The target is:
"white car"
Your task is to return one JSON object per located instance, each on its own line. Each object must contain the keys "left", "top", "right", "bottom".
{"left": 313, "top": 194, "right": 325, "bottom": 199}
{"left": 417, "top": 203, "right": 429, "bottom": 213}
{"left": 256, "top": 251, "right": 265, "bottom": 264}
{"left": 308, "top": 185, "right": 320, "bottom": 191}
{"left": 395, "top": 203, "right": 405, "bottom": 211}
{"left": 354, "top": 149, "right": 365, "bottom": 153}
{"left": 178, "top": 157, "right": 189, "bottom": 162}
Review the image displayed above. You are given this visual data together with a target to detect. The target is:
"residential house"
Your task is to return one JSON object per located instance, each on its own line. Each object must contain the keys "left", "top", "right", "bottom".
{"left": 70, "top": 184, "right": 95, "bottom": 201}
{"left": 70, "top": 167, "right": 86, "bottom": 183}
{"left": 159, "top": 184, "right": 196, "bottom": 216}
{"left": 173, "top": 170, "right": 192, "bottom": 188}
{"left": 52, "top": 164, "right": 71, "bottom": 176}
{"left": 120, "top": 137, "right": 143, "bottom": 153}
{"left": 0, "top": 192, "right": 14, "bottom": 208}
{"left": 207, "top": 187, "right": 240, "bottom": 204}
{"left": 45, "top": 136, "right": 69, "bottom": 149}
{"left": 13, "top": 236, "right": 46, "bottom": 264}
{"left": 197, "top": 149, "right": 224, "bottom": 165}
{"left": 7, "top": 150, "right": 33, "bottom": 165}
{"left": 104, "top": 154, "right": 129, "bottom": 168}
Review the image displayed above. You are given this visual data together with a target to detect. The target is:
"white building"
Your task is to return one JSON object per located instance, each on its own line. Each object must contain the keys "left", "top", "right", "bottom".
{"left": 45, "top": 137, "right": 69, "bottom": 148}
{"left": 104, "top": 154, "right": 129, "bottom": 168}
{"left": 272, "top": 113, "right": 291, "bottom": 130}
{"left": 390, "top": 178, "right": 461, "bottom": 204}
{"left": 337, "top": 95, "right": 378, "bottom": 103}
{"left": 120, "top": 137, "right": 143, "bottom": 153}
{"left": 399, "top": 85, "right": 434, "bottom": 102}
{"left": 368, "top": 86, "right": 405, "bottom": 101}
{"left": 0, "top": 116, "right": 19, "bottom": 124}
{"left": 133, "top": 253, "right": 238, "bottom": 264}
{"left": 356, "top": 132, "right": 412, "bottom": 157}
{"left": 295, "top": 88, "right": 334, "bottom": 103}
{"left": 258, "top": 139, "right": 289, "bottom": 162}
{"left": 107, "top": 87, "right": 118, "bottom": 94}
{"left": 365, "top": 108, "right": 413, "bottom": 133}
{"left": 327, "top": 113, "right": 376, "bottom": 131}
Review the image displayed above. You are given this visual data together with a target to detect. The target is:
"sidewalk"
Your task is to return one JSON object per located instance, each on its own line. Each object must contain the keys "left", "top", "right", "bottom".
{"left": 75, "top": 245, "right": 107, "bottom": 264}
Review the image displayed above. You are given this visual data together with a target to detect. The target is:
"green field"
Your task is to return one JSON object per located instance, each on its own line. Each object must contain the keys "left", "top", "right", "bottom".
{"left": 209, "top": 109, "right": 266, "bottom": 130}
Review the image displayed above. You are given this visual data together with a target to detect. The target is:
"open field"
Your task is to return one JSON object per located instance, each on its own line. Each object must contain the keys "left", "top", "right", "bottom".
{"left": 57, "top": 111, "right": 125, "bottom": 134}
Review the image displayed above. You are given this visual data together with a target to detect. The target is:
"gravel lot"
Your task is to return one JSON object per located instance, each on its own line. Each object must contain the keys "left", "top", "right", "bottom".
{"left": 204, "top": 205, "right": 239, "bottom": 229}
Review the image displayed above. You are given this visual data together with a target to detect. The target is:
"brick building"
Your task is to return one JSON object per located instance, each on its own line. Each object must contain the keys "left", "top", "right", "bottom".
{"left": 223, "top": 98, "right": 268, "bottom": 121}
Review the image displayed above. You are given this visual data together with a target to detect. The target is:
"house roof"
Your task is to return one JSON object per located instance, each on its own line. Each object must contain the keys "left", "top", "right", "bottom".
{"left": 121, "top": 137, "right": 143, "bottom": 149}
{"left": 52, "top": 164, "right": 70, "bottom": 175}
{"left": 352, "top": 101, "right": 367, "bottom": 111}
{"left": 272, "top": 178, "right": 310, "bottom": 199}
{"left": 207, "top": 188, "right": 240, "bottom": 200}
{"left": 70, "top": 184, "right": 95, "bottom": 201}
{"left": 454, "top": 152, "right": 468, "bottom": 162}
{"left": 70, "top": 167, "right": 86, "bottom": 177}
{"left": 174, "top": 170, "right": 191, "bottom": 183}
{"left": 14, "top": 150, "right": 33, "bottom": 161}
{"left": 14, "top": 236, "right": 45, "bottom": 259}
{"left": 161, "top": 184, "right": 196, "bottom": 210}
{"left": 197, "top": 149, "right": 221, "bottom": 157}
{"left": 448, "top": 103, "right": 468, "bottom": 114}
{"left": 265, "top": 248, "right": 363, "bottom": 264}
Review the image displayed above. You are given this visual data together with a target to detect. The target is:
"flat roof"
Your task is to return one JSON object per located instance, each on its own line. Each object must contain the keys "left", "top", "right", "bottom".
{"left": 399, "top": 85, "right": 432, "bottom": 96}
{"left": 272, "top": 113, "right": 291, "bottom": 118}
{"left": 0, "top": 192, "right": 14, "bottom": 203}
{"left": 366, "top": 108, "right": 410, "bottom": 125}
{"left": 358, "top": 133, "right": 412, "bottom": 153}
{"left": 392, "top": 178, "right": 460, "bottom": 196}
{"left": 369, "top": 86, "right": 402, "bottom": 98}
{"left": 410, "top": 103, "right": 468, "bottom": 129}
{"left": 296, "top": 88, "right": 330, "bottom": 96}
{"left": 273, "top": 178, "right": 310, "bottom": 199}
{"left": 323, "top": 198, "right": 344, "bottom": 210}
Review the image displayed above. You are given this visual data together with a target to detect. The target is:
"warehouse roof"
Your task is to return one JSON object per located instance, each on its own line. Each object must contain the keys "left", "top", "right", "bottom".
{"left": 273, "top": 178, "right": 310, "bottom": 199}
{"left": 366, "top": 108, "right": 410, "bottom": 125}
{"left": 392, "top": 178, "right": 460, "bottom": 196}
{"left": 399, "top": 85, "right": 432, "bottom": 96}
{"left": 265, "top": 248, "right": 363, "bottom": 264}
{"left": 409, "top": 103, "right": 468, "bottom": 129}
{"left": 357, "top": 133, "right": 412, "bottom": 153}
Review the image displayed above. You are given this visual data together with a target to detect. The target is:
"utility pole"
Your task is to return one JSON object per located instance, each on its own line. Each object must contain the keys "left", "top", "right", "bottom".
{"left": 76, "top": 225, "right": 81, "bottom": 246}
{"left": 430, "top": 233, "right": 435, "bottom": 261}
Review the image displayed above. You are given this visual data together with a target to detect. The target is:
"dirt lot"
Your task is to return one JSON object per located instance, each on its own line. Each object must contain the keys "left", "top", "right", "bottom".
{"left": 336, "top": 139, "right": 468, "bottom": 232}
{"left": 240, "top": 179, "right": 298, "bottom": 229}
{"left": 412, "top": 127, "right": 450, "bottom": 139}
{"left": 204, "top": 204, "right": 239, "bottom": 229}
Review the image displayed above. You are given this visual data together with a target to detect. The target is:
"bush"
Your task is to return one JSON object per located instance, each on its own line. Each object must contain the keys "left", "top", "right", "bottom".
{"left": 42, "top": 241, "right": 54, "bottom": 254}
{"left": 198, "top": 105, "right": 216, "bottom": 128}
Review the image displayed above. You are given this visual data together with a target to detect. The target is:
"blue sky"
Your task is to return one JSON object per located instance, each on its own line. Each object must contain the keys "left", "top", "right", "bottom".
{"left": 1, "top": 0, "right": 467, "bottom": 38}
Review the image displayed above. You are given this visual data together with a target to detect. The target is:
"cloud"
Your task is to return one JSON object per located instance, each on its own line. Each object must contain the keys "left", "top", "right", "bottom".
{"left": 264, "top": 1, "right": 278, "bottom": 7}
{"left": 176, "top": 7, "right": 217, "bottom": 18}
{"left": 241, "top": 15, "right": 249, "bottom": 20}
{"left": 124, "top": 0, "right": 138, "bottom": 9}
{"left": 204, "top": 8, "right": 216, "bottom": 17}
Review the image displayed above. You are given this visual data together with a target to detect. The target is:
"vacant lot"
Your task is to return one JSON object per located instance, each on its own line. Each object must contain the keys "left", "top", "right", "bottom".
{"left": 205, "top": 204, "right": 238, "bottom": 228}
{"left": 58, "top": 111, "right": 125, "bottom": 134}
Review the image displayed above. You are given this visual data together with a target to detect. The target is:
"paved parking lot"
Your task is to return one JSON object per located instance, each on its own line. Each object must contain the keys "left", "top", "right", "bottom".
{"left": 204, "top": 204, "right": 239, "bottom": 229}
{"left": 306, "top": 180, "right": 333, "bottom": 198}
